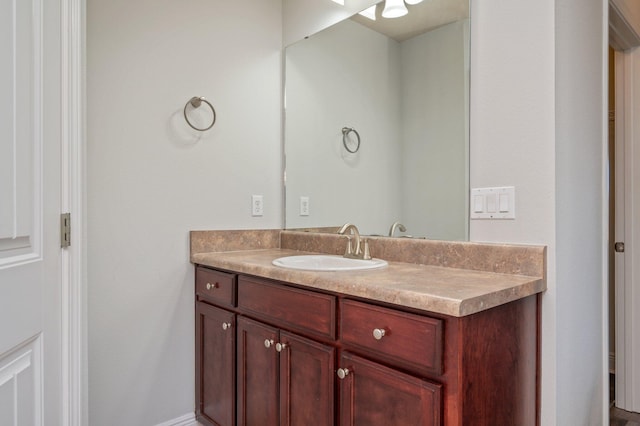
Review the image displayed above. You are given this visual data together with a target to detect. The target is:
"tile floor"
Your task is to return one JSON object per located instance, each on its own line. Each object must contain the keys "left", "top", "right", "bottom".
{"left": 611, "top": 406, "right": 640, "bottom": 426}
{"left": 610, "top": 373, "right": 640, "bottom": 425}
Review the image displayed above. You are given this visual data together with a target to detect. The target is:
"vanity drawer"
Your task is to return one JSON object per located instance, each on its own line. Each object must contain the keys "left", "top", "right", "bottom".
{"left": 340, "top": 299, "right": 443, "bottom": 376}
{"left": 237, "top": 276, "right": 336, "bottom": 341}
{"left": 196, "top": 267, "right": 236, "bottom": 308}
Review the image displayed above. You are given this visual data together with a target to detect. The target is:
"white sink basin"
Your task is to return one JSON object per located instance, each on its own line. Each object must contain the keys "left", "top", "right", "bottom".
{"left": 272, "top": 255, "right": 388, "bottom": 272}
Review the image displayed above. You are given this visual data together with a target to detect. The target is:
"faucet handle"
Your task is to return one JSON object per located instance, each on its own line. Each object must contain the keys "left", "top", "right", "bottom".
{"left": 361, "top": 238, "right": 371, "bottom": 260}
{"left": 343, "top": 236, "right": 354, "bottom": 257}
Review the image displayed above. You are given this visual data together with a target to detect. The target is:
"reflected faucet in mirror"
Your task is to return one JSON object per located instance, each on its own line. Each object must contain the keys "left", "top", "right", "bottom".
{"left": 388, "top": 221, "right": 407, "bottom": 237}
{"left": 338, "top": 223, "right": 372, "bottom": 260}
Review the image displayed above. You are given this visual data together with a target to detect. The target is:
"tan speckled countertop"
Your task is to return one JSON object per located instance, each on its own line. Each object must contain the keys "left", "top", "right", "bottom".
{"left": 190, "top": 230, "right": 546, "bottom": 317}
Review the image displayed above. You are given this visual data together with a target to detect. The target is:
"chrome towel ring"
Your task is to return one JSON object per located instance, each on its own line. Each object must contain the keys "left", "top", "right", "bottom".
{"left": 342, "top": 127, "right": 360, "bottom": 153}
{"left": 184, "top": 96, "right": 216, "bottom": 131}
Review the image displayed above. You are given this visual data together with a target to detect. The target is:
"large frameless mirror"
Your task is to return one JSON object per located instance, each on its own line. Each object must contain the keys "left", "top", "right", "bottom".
{"left": 283, "top": 0, "right": 469, "bottom": 240}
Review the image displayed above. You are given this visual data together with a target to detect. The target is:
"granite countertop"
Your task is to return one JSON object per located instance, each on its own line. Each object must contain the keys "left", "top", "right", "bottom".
{"left": 191, "top": 247, "right": 545, "bottom": 318}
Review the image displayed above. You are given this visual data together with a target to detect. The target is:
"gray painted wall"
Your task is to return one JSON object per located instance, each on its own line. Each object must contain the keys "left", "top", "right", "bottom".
{"left": 87, "top": 0, "right": 282, "bottom": 424}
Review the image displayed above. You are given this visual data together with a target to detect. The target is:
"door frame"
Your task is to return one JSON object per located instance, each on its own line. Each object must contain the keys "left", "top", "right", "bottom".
{"left": 61, "top": 0, "right": 85, "bottom": 423}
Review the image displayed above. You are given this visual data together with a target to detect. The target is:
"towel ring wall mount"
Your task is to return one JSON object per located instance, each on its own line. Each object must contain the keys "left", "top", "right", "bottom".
{"left": 184, "top": 96, "right": 216, "bottom": 131}
{"left": 342, "top": 127, "right": 360, "bottom": 153}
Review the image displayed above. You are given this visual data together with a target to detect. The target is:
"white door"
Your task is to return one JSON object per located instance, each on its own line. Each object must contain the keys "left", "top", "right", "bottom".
{"left": 614, "top": 46, "right": 640, "bottom": 414}
{"left": 0, "top": 0, "right": 66, "bottom": 424}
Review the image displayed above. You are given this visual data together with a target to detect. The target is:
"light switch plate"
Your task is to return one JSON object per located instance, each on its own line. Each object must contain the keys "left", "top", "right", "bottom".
{"left": 470, "top": 187, "right": 515, "bottom": 219}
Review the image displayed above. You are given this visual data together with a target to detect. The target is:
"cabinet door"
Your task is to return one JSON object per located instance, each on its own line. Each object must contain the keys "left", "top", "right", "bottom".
{"left": 338, "top": 352, "right": 442, "bottom": 426}
{"left": 279, "top": 331, "right": 335, "bottom": 426}
{"left": 237, "top": 316, "right": 279, "bottom": 426}
{"left": 196, "top": 302, "right": 236, "bottom": 426}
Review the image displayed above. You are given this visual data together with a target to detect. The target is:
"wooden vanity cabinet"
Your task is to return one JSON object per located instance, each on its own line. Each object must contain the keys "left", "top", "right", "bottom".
{"left": 195, "top": 267, "right": 238, "bottom": 426}
{"left": 196, "top": 268, "right": 337, "bottom": 426}
{"left": 195, "top": 302, "right": 236, "bottom": 426}
{"left": 338, "top": 352, "right": 442, "bottom": 426}
{"left": 236, "top": 316, "right": 279, "bottom": 426}
{"left": 236, "top": 316, "right": 335, "bottom": 426}
{"left": 338, "top": 299, "right": 444, "bottom": 425}
{"left": 337, "top": 295, "right": 538, "bottom": 426}
{"left": 194, "top": 265, "right": 539, "bottom": 426}
{"left": 236, "top": 276, "right": 337, "bottom": 426}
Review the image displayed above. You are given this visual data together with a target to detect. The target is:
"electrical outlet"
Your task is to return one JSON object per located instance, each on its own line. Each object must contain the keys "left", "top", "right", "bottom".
{"left": 252, "top": 195, "right": 263, "bottom": 216}
{"left": 300, "top": 196, "right": 310, "bottom": 216}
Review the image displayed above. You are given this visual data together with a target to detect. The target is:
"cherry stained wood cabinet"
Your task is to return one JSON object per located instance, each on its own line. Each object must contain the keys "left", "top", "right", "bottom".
{"left": 194, "top": 265, "right": 540, "bottom": 426}
{"left": 236, "top": 316, "right": 335, "bottom": 426}
{"left": 338, "top": 352, "right": 441, "bottom": 426}
{"left": 278, "top": 331, "right": 334, "bottom": 426}
{"left": 195, "top": 302, "right": 236, "bottom": 426}
{"left": 236, "top": 316, "right": 279, "bottom": 426}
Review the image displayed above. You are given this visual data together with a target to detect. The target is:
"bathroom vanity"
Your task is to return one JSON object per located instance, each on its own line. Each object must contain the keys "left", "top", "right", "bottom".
{"left": 191, "top": 230, "right": 546, "bottom": 426}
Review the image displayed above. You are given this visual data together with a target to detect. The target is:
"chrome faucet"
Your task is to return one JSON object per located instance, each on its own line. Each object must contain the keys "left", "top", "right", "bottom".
{"left": 388, "top": 221, "right": 407, "bottom": 237}
{"left": 337, "top": 223, "right": 371, "bottom": 260}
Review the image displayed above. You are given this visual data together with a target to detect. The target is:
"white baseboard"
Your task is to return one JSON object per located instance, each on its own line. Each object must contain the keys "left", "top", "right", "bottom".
{"left": 154, "top": 412, "right": 200, "bottom": 426}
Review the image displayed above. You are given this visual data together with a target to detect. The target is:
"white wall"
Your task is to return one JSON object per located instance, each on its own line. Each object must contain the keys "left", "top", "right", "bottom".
{"left": 555, "top": 1, "right": 607, "bottom": 423}
{"left": 86, "top": 0, "right": 282, "bottom": 424}
{"left": 470, "top": 0, "right": 607, "bottom": 424}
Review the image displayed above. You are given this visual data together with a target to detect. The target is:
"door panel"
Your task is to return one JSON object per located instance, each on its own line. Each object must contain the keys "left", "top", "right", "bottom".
{"left": 279, "top": 331, "right": 334, "bottom": 426}
{"left": 0, "top": 0, "right": 63, "bottom": 424}
{"left": 196, "top": 302, "right": 236, "bottom": 426}
{"left": 339, "top": 352, "right": 442, "bottom": 426}
{"left": 0, "top": 0, "right": 42, "bottom": 266}
{"left": 0, "top": 338, "right": 40, "bottom": 426}
{"left": 236, "top": 317, "right": 279, "bottom": 426}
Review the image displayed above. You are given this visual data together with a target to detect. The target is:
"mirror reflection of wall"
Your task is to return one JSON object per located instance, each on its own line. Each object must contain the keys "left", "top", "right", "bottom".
{"left": 284, "top": 6, "right": 469, "bottom": 240}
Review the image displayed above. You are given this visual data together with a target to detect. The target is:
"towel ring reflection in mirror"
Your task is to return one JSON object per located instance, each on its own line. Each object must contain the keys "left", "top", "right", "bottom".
{"left": 342, "top": 127, "right": 360, "bottom": 153}
{"left": 184, "top": 96, "right": 216, "bottom": 131}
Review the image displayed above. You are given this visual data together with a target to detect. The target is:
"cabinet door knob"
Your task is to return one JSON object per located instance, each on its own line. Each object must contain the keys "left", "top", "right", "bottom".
{"left": 206, "top": 282, "right": 219, "bottom": 290}
{"left": 372, "top": 328, "right": 386, "bottom": 340}
{"left": 222, "top": 322, "right": 232, "bottom": 330}
{"left": 336, "top": 368, "right": 350, "bottom": 380}
{"left": 275, "top": 342, "right": 287, "bottom": 352}
{"left": 264, "top": 339, "right": 274, "bottom": 349}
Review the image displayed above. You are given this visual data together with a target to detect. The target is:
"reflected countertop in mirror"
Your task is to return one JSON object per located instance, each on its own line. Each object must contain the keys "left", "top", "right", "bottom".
{"left": 283, "top": 0, "right": 470, "bottom": 240}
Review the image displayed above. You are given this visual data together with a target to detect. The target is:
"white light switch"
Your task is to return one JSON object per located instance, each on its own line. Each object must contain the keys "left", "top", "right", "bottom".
{"left": 470, "top": 187, "right": 515, "bottom": 219}
{"left": 499, "top": 193, "right": 510, "bottom": 212}
{"left": 473, "top": 195, "right": 484, "bottom": 213}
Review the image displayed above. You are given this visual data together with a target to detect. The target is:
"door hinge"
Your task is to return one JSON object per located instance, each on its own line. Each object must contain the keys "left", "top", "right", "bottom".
{"left": 61, "top": 213, "right": 71, "bottom": 248}
{"left": 615, "top": 241, "right": 625, "bottom": 253}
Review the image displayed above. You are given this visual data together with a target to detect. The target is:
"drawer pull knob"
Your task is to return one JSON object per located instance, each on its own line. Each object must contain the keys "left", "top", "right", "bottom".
{"left": 206, "top": 282, "right": 219, "bottom": 290}
{"left": 275, "top": 342, "right": 287, "bottom": 352}
{"left": 337, "top": 368, "right": 350, "bottom": 379}
{"left": 373, "top": 328, "right": 386, "bottom": 340}
{"left": 222, "top": 322, "right": 232, "bottom": 330}
{"left": 264, "top": 339, "right": 274, "bottom": 349}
